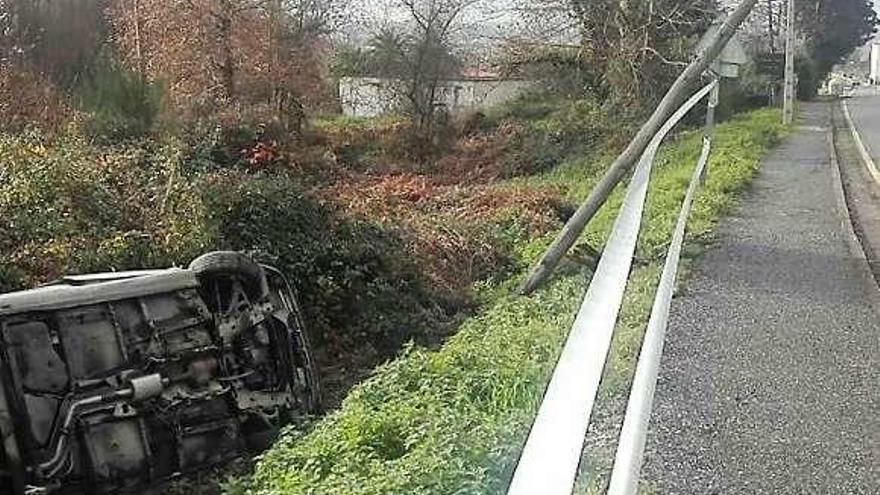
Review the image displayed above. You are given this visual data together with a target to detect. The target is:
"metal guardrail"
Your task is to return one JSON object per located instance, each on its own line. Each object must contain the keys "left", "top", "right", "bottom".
{"left": 506, "top": 80, "right": 719, "bottom": 495}
{"left": 607, "top": 84, "right": 718, "bottom": 495}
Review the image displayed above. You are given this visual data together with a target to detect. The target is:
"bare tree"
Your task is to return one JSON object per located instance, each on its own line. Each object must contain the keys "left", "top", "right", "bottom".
{"left": 270, "top": 0, "right": 349, "bottom": 131}
{"left": 519, "top": 0, "right": 718, "bottom": 105}
{"left": 739, "top": 0, "right": 785, "bottom": 54}
{"left": 285, "top": 0, "right": 349, "bottom": 39}
{"left": 392, "top": 0, "right": 478, "bottom": 155}
{"left": 108, "top": 0, "right": 346, "bottom": 123}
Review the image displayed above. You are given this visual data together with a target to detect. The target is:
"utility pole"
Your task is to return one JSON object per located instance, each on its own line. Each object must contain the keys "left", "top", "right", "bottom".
{"left": 782, "top": 0, "right": 795, "bottom": 125}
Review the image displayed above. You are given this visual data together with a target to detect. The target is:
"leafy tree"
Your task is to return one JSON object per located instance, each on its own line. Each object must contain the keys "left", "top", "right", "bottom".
{"left": 330, "top": 44, "right": 371, "bottom": 77}
{"left": 367, "top": 28, "right": 409, "bottom": 77}
{"left": 531, "top": 0, "right": 719, "bottom": 106}
{"left": 796, "top": 0, "right": 876, "bottom": 96}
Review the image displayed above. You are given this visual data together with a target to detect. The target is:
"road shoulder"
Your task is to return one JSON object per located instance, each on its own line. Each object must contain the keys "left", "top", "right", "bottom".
{"left": 833, "top": 100, "right": 880, "bottom": 286}
{"left": 642, "top": 101, "right": 880, "bottom": 494}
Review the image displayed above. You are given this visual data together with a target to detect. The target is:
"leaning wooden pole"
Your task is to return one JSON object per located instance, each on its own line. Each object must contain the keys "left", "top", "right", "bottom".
{"left": 518, "top": 0, "right": 758, "bottom": 295}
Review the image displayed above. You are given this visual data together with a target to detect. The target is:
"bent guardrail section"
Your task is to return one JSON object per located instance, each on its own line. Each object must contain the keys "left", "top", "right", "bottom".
{"left": 608, "top": 88, "right": 717, "bottom": 495}
{"left": 506, "top": 80, "right": 719, "bottom": 495}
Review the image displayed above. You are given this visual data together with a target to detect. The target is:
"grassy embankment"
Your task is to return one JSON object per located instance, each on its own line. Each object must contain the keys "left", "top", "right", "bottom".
{"left": 239, "top": 107, "right": 787, "bottom": 494}
{"left": 0, "top": 92, "right": 785, "bottom": 494}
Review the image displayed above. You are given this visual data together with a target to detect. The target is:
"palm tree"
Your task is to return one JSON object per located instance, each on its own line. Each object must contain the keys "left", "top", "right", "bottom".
{"left": 367, "top": 27, "right": 408, "bottom": 77}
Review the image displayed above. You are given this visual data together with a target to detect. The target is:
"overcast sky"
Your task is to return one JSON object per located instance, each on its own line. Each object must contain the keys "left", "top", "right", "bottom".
{"left": 346, "top": 0, "right": 880, "bottom": 50}
{"left": 344, "top": 0, "right": 576, "bottom": 50}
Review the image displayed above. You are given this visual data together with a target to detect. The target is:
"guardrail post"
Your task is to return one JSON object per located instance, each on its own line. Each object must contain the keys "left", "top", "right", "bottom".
{"left": 705, "top": 78, "right": 719, "bottom": 138}
{"left": 702, "top": 77, "right": 720, "bottom": 183}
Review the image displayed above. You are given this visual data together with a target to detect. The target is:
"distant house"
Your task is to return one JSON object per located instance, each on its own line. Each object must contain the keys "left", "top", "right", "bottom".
{"left": 871, "top": 43, "right": 880, "bottom": 85}
{"left": 339, "top": 70, "right": 534, "bottom": 118}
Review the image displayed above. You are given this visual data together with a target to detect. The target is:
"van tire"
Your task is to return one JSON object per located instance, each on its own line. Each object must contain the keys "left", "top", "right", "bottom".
{"left": 189, "top": 251, "right": 269, "bottom": 301}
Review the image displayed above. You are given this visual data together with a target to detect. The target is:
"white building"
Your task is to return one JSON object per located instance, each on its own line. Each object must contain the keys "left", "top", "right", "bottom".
{"left": 871, "top": 43, "right": 880, "bottom": 85}
{"left": 338, "top": 76, "right": 535, "bottom": 118}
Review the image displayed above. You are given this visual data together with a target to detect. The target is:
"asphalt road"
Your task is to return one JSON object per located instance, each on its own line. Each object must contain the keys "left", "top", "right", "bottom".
{"left": 846, "top": 94, "right": 880, "bottom": 152}
{"left": 835, "top": 95, "right": 880, "bottom": 282}
{"left": 642, "top": 102, "right": 880, "bottom": 494}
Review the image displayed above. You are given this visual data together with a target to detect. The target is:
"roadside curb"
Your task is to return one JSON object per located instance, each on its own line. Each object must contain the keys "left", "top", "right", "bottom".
{"left": 841, "top": 100, "right": 880, "bottom": 184}
{"left": 828, "top": 104, "right": 870, "bottom": 263}
{"left": 827, "top": 101, "right": 880, "bottom": 311}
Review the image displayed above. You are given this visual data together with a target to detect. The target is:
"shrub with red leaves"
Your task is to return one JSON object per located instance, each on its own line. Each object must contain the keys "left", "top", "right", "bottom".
{"left": 242, "top": 140, "right": 280, "bottom": 169}
{"left": 0, "top": 64, "right": 70, "bottom": 133}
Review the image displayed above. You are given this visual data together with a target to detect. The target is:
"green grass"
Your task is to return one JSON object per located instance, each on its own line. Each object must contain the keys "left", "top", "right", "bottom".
{"left": 238, "top": 108, "right": 787, "bottom": 495}
{"left": 483, "top": 94, "right": 569, "bottom": 123}
{"left": 311, "top": 113, "right": 407, "bottom": 131}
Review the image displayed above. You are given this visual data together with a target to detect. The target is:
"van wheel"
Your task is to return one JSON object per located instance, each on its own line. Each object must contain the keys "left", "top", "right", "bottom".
{"left": 189, "top": 251, "right": 268, "bottom": 301}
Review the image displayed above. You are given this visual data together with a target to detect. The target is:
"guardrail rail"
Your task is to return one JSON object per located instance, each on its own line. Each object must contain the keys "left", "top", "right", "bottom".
{"left": 507, "top": 79, "right": 721, "bottom": 495}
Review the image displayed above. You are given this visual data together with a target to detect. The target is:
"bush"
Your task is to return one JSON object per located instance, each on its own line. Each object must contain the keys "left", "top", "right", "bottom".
{"left": 309, "top": 115, "right": 413, "bottom": 172}
{"left": 201, "top": 173, "right": 452, "bottom": 352}
{"left": 796, "top": 55, "right": 822, "bottom": 100}
{"left": 179, "top": 120, "right": 263, "bottom": 170}
{"left": 496, "top": 96, "right": 617, "bottom": 178}
{"left": 0, "top": 129, "right": 462, "bottom": 404}
{"left": 76, "top": 65, "right": 164, "bottom": 142}
{"left": 0, "top": 65, "right": 71, "bottom": 133}
{"left": 0, "top": 130, "right": 209, "bottom": 291}
{"left": 499, "top": 46, "right": 604, "bottom": 100}
{"left": 485, "top": 95, "right": 565, "bottom": 123}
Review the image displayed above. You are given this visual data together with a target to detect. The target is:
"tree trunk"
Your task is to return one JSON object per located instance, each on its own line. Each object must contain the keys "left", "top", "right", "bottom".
{"left": 270, "top": 0, "right": 283, "bottom": 121}
{"left": 132, "top": 0, "right": 143, "bottom": 75}
{"left": 213, "top": 0, "right": 235, "bottom": 102}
